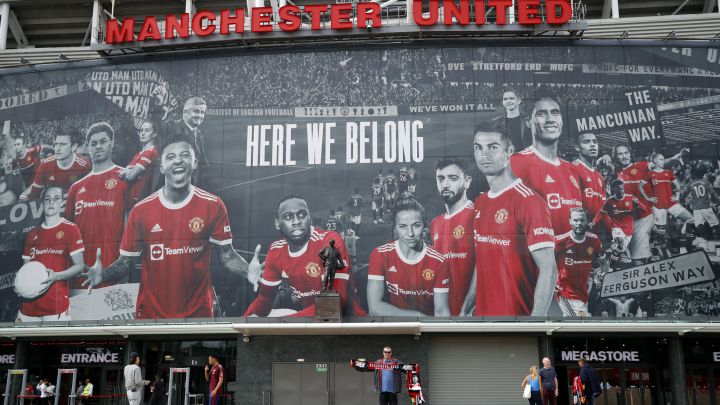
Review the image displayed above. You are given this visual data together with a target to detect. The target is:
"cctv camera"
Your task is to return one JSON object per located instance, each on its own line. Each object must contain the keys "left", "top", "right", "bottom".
{"left": 242, "top": 336, "right": 250, "bottom": 343}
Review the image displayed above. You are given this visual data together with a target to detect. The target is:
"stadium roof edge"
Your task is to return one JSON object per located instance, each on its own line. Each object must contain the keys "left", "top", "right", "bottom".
{"left": 0, "top": 321, "right": 719, "bottom": 338}
{"left": 0, "top": 36, "right": 718, "bottom": 71}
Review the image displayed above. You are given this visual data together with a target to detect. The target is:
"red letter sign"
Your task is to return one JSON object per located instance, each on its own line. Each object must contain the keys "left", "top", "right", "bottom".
{"left": 547, "top": 0, "right": 572, "bottom": 24}
{"left": 106, "top": 18, "right": 135, "bottom": 44}
{"left": 192, "top": 10, "right": 217, "bottom": 36}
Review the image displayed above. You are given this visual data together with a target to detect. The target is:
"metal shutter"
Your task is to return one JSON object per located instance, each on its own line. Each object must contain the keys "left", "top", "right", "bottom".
{"left": 428, "top": 335, "right": 539, "bottom": 405}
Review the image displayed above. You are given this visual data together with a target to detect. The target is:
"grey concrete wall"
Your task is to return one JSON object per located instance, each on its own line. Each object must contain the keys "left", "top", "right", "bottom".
{"left": 233, "top": 334, "right": 429, "bottom": 405}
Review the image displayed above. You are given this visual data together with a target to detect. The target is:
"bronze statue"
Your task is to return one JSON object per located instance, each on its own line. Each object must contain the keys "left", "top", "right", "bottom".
{"left": 319, "top": 239, "right": 345, "bottom": 291}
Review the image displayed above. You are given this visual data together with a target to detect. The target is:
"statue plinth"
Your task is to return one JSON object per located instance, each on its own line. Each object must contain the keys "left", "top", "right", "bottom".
{"left": 315, "top": 290, "right": 341, "bottom": 322}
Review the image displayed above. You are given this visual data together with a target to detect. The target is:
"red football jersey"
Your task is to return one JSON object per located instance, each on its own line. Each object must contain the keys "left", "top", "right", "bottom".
{"left": 473, "top": 179, "right": 555, "bottom": 316}
{"left": 646, "top": 169, "right": 676, "bottom": 209}
{"left": 127, "top": 146, "right": 158, "bottom": 205}
{"left": 367, "top": 241, "right": 449, "bottom": 316}
{"left": 617, "top": 161, "right": 653, "bottom": 212}
{"left": 429, "top": 200, "right": 476, "bottom": 316}
{"left": 21, "top": 219, "right": 84, "bottom": 316}
{"left": 511, "top": 147, "right": 583, "bottom": 235}
{"left": 555, "top": 231, "right": 602, "bottom": 302}
{"left": 119, "top": 186, "right": 232, "bottom": 319}
{"left": 12, "top": 146, "right": 42, "bottom": 187}
{"left": 29, "top": 155, "right": 91, "bottom": 200}
{"left": 245, "top": 227, "right": 351, "bottom": 316}
{"left": 65, "top": 166, "right": 129, "bottom": 288}
{"left": 573, "top": 160, "right": 606, "bottom": 219}
{"left": 597, "top": 195, "right": 639, "bottom": 235}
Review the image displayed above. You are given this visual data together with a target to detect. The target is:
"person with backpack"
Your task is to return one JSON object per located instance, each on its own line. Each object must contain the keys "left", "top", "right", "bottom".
{"left": 521, "top": 365, "right": 542, "bottom": 405}
{"left": 578, "top": 358, "right": 602, "bottom": 404}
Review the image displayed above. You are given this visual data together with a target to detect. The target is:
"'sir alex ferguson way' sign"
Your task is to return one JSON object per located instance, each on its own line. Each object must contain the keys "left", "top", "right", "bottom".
{"left": 601, "top": 251, "right": 715, "bottom": 298}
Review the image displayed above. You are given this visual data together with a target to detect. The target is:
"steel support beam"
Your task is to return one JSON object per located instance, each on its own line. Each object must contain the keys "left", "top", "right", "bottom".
{"left": 672, "top": 0, "right": 691, "bottom": 15}
{"left": 405, "top": 0, "right": 413, "bottom": 23}
{"left": 702, "top": 0, "right": 717, "bottom": 13}
{"left": 602, "top": 0, "right": 612, "bottom": 18}
{"left": 611, "top": 0, "right": 619, "bottom": 18}
{"left": 0, "top": 3, "right": 9, "bottom": 50}
{"left": 90, "top": 0, "right": 100, "bottom": 45}
{"left": 8, "top": 10, "right": 28, "bottom": 48}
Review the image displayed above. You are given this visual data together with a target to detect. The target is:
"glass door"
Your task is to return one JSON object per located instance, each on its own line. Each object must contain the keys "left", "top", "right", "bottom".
{"left": 686, "top": 368, "right": 711, "bottom": 405}
{"left": 713, "top": 368, "right": 720, "bottom": 405}
{"left": 567, "top": 367, "right": 622, "bottom": 405}
{"left": 600, "top": 368, "right": 623, "bottom": 405}
{"left": 625, "top": 368, "right": 652, "bottom": 405}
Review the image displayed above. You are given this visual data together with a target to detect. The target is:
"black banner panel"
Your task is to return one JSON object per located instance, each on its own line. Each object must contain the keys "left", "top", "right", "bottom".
{"left": 0, "top": 44, "right": 719, "bottom": 322}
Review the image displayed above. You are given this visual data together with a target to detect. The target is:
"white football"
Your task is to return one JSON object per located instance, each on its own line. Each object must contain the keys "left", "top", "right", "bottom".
{"left": 14, "top": 261, "right": 49, "bottom": 299}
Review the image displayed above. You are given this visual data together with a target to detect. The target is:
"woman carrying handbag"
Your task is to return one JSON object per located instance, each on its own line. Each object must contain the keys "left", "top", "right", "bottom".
{"left": 521, "top": 365, "right": 543, "bottom": 405}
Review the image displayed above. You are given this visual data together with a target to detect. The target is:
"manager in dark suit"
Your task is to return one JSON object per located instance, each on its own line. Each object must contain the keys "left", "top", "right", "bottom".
{"left": 150, "top": 89, "right": 212, "bottom": 189}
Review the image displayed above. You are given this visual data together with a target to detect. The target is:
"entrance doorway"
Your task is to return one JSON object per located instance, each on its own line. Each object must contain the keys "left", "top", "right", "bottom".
{"left": 562, "top": 367, "right": 658, "bottom": 405}
{"left": 271, "top": 362, "right": 375, "bottom": 405}
{"left": 686, "top": 367, "right": 713, "bottom": 405}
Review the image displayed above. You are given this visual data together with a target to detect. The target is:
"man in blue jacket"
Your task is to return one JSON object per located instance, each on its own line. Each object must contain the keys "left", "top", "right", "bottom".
{"left": 375, "top": 346, "right": 403, "bottom": 405}
{"left": 579, "top": 357, "right": 602, "bottom": 404}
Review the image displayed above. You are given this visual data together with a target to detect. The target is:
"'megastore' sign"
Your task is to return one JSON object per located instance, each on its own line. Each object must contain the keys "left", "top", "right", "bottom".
{"left": 106, "top": 0, "right": 573, "bottom": 45}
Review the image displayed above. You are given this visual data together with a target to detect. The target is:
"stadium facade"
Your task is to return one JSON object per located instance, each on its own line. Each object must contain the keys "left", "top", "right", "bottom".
{"left": 0, "top": 1, "right": 719, "bottom": 404}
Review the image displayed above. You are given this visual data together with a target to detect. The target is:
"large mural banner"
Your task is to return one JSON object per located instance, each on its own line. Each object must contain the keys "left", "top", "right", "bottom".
{"left": 0, "top": 44, "right": 718, "bottom": 322}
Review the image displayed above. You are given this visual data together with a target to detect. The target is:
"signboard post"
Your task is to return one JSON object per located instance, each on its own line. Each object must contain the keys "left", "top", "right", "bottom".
{"left": 167, "top": 368, "right": 190, "bottom": 405}
{"left": 4, "top": 369, "right": 27, "bottom": 405}
{"left": 54, "top": 369, "right": 78, "bottom": 405}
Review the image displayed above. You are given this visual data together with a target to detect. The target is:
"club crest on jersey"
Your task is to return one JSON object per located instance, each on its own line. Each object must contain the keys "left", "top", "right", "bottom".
{"left": 105, "top": 178, "right": 118, "bottom": 190}
{"left": 55, "top": 231, "right": 64, "bottom": 239}
{"left": 305, "top": 262, "right": 321, "bottom": 278}
{"left": 625, "top": 201, "right": 630, "bottom": 207}
{"left": 547, "top": 193, "right": 561, "bottom": 209}
{"left": 188, "top": 217, "right": 205, "bottom": 233}
{"left": 150, "top": 244, "right": 164, "bottom": 261}
{"left": 570, "top": 176, "right": 579, "bottom": 189}
{"left": 69, "top": 176, "right": 78, "bottom": 183}
{"left": 586, "top": 247, "right": 594, "bottom": 256}
{"left": 630, "top": 168, "right": 638, "bottom": 175}
{"left": 494, "top": 209, "right": 508, "bottom": 224}
{"left": 453, "top": 225, "right": 465, "bottom": 239}
{"left": 421, "top": 269, "right": 435, "bottom": 281}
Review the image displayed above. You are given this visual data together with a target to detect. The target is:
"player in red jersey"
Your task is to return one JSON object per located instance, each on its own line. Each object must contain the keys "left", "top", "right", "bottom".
{"left": 367, "top": 198, "right": 450, "bottom": 316}
{"left": 682, "top": 167, "right": 720, "bottom": 238}
{"left": 598, "top": 145, "right": 686, "bottom": 263}
{"left": 555, "top": 208, "right": 603, "bottom": 317}
{"left": 572, "top": 133, "right": 606, "bottom": 220}
{"left": 65, "top": 123, "right": 129, "bottom": 289}
{"left": 645, "top": 152, "right": 691, "bottom": 232}
{"left": 591, "top": 179, "right": 650, "bottom": 264}
{"left": 407, "top": 166, "right": 417, "bottom": 195}
{"left": 245, "top": 194, "right": 358, "bottom": 317}
{"left": 82, "top": 140, "right": 262, "bottom": 319}
{"left": 10, "top": 135, "right": 52, "bottom": 188}
{"left": 19, "top": 129, "right": 91, "bottom": 202}
{"left": 18, "top": 185, "right": 85, "bottom": 322}
{"left": 384, "top": 169, "right": 398, "bottom": 210}
{"left": 398, "top": 166, "right": 410, "bottom": 196}
{"left": 120, "top": 119, "right": 159, "bottom": 206}
{"left": 463, "top": 120, "right": 557, "bottom": 317}
{"left": 510, "top": 97, "right": 583, "bottom": 236}
{"left": 347, "top": 188, "right": 364, "bottom": 235}
{"left": 429, "top": 157, "right": 475, "bottom": 316}
{"left": 371, "top": 177, "right": 385, "bottom": 224}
